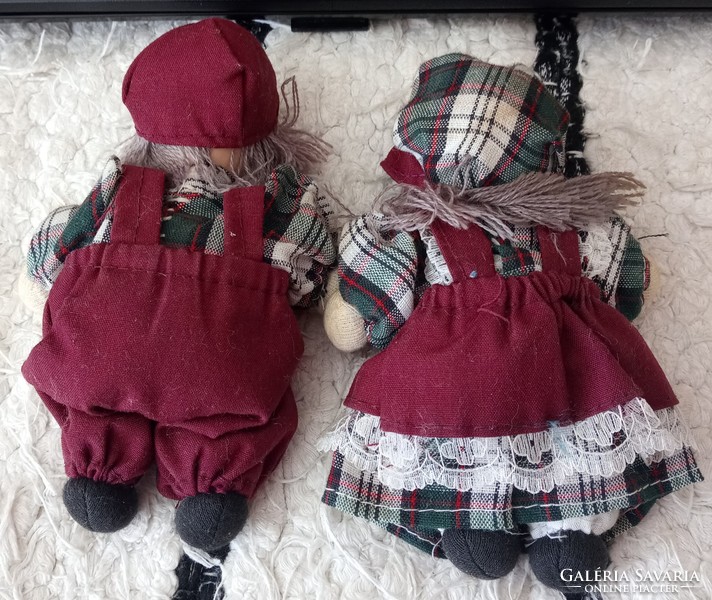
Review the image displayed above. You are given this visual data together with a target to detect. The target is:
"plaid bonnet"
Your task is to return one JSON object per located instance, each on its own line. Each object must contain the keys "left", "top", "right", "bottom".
{"left": 392, "top": 53, "right": 570, "bottom": 188}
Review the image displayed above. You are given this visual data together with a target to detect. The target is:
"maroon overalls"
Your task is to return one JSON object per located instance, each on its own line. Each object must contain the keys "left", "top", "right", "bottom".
{"left": 23, "top": 165, "right": 303, "bottom": 500}
{"left": 345, "top": 221, "right": 678, "bottom": 438}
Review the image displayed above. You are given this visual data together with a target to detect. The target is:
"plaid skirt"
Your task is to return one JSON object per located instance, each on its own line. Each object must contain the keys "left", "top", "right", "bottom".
{"left": 322, "top": 448, "right": 702, "bottom": 557}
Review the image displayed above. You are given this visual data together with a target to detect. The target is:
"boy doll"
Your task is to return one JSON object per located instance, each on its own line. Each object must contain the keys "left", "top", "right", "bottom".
{"left": 22, "top": 18, "right": 335, "bottom": 552}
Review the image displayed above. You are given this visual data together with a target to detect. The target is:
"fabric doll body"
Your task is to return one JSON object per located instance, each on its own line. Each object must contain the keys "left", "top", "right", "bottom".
{"left": 23, "top": 158, "right": 334, "bottom": 549}
{"left": 320, "top": 53, "right": 702, "bottom": 593}
{"left": 21, "top": 18, "right": 336, "bottom": 552}
{"left": 323, "top": 216, "right": 696, "bottom": 546}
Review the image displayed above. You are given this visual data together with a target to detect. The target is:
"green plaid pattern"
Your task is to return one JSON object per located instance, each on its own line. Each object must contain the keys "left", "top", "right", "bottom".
{"left": 612, "top": 232, "right": 648, "bottom": 321}
{"left": 28, "top": 159, "right": 335, "bottom": 308}
{"left": 263, "top": 166, "right": 336, "bottom": 308}
{"left": 491, "top": 226, "right": 541, "bottom": 277}
{"left": 338, "top": 216, "right": 422, "bottom": 349}
{"left": 54, "top": 157, "right": 122, "bottom": 256}
{"left": 161, "top": 178, "right": 226, "bottom": 254}
{"left": 27, "top": 205, "right": 80, "bottom": 289}
{"left": 582, "top": 219, "right": 650, "bottom": 321}
{"left": 323, "top": 448, "right": 702, "bottom": 558}
{"left": 394, "top": 53, "right": 569, "bottom": 188}
{"left": 339, "top": 216, "right": 647, "bottom": 349}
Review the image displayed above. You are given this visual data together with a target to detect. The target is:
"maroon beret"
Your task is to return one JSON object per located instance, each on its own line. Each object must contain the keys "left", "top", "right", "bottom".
{"left": 122, "top": 18, "right": 279, "bottom": 148}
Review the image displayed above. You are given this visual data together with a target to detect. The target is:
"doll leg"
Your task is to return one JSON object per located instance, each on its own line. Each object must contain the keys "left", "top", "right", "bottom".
{"left": 43, "top": 397, "right": 154, "bottom": 532}
{"left": 528, "top": 511, "right": 619, "bottom": 593}
{"left": 154, "top": 390, "right": 298, "bottom": 551}
{"left": 441, "top": 529, "right": 524, "bottom": 579}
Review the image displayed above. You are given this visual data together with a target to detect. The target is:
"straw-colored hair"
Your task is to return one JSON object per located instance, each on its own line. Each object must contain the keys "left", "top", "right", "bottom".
{"left": 373, "top": 171, "right": 645, "bottom": 240}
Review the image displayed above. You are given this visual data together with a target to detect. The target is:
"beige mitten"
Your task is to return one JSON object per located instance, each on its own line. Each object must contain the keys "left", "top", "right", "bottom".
{"left": 324, "top": 270, "right": 368, "bottom": 352}
{"left": 18, "top": 271, "right": 48, "bottom": 314}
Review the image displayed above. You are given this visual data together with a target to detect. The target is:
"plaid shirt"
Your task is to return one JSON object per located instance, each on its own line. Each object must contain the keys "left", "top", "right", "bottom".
{"left": 27, "top": 157, "right": 335, "bottom": 308}
{"left": 339, "top": 216, "right": 649, "bottom": 349}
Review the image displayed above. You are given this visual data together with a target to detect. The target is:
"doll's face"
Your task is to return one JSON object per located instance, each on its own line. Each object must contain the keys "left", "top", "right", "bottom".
{"left": 209, "top": 148, "right": 243, "bottom": 173}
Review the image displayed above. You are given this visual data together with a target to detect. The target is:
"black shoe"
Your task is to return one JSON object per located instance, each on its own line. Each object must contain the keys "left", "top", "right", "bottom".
{"left": 528, "top": 530, "right": 609, "bottom": 593}
{"left": 441, "top": 528, "right": 523, "bottom": 580}
{"left": 175, "top": 492, "right": 249, "bottom": 551}
{"left": 63, "top": 477, "right": 138, "bottom": 533}
{"left": 174, "top": 546, "right": 231, "bottom": 600}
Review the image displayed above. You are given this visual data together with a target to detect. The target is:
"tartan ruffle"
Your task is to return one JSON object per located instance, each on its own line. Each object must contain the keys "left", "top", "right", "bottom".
{"left": 322, "top": 446, "right": 702, "bottom": 557}
{"left": 318, "top": 398, "right": 694, "bottom": 494}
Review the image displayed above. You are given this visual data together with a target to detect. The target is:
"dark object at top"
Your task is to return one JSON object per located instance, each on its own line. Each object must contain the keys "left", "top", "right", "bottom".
{"left": 2, "top": 0, "right": 712, "bottom": 18}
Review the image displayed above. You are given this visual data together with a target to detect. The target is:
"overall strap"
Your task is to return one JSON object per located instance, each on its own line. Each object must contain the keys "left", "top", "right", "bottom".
{"left": 429, "top": 220, "right": 496, "bottom": 283}
{"left": 111, "top": 165, "right": 165, "bottom": 245}
{"left": 537, "top": 227, "right": 581, "bottom": 276}
{"left": 222, "top": 186, "right": 265, "bottom": 261}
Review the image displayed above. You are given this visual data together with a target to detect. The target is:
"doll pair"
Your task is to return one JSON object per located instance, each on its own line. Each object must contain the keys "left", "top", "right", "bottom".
{"left": 20, "top": 18, "right": 701, "bottom": 597}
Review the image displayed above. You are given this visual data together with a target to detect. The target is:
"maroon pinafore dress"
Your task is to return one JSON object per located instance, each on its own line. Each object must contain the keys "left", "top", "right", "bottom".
{"left": 23, "top": 165, "right": 303, "bottom": 499}
{"left": 345, "top": 220, "right": 678, "bottom": 439}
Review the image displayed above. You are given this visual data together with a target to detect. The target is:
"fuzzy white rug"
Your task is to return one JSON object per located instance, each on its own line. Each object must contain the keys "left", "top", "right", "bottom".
{"left": 1, "top": 13, "right": 711, "bottom": 600}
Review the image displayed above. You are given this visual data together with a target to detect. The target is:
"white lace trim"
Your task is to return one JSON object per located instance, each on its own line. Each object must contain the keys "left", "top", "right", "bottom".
{"left": 422, "top": 229, "right": 453, "bottom": 286}
{"left": 318, "top": 398, "right": 693, "bottom": 494}
{"left": 579, "top": 222, "right": 617, "bottom": 282}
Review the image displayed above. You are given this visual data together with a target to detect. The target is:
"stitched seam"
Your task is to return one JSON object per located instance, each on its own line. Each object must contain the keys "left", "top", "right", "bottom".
{"left": 61, "top": 263, "right": 288, "bottom": 296}
{"left": 348, "top": 394, "right": 642, "bottom": 434}
{"left": 134, "top": 168, "right": 144, "bottom": 244}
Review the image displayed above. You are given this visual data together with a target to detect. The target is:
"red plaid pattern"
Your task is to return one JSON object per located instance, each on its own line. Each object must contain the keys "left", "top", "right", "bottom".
{"left": 394, "top": 53, "right": 569, "bottom": 188}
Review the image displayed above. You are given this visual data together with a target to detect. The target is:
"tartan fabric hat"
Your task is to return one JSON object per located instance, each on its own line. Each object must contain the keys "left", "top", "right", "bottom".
{"left": 122, "top": 18, "right": 279, "bottom": 148}
{"left": 392, "top": 53, "right": 570, "bottom": 188}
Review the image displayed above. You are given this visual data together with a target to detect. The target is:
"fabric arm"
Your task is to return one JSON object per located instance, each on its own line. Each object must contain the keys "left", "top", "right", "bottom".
{"left": 579, "top": 216, "right": 649, "bottom": 321}
{"left": 20, "top": 157, "right": 122, "bottom": 311}
{"left": 337, "top": 215, "right": 420, "bottom": 349}
{"left": 25, "top": 205, "right": 78, "bottom": 294}
{"left": 262, "top": 165, "right": 336, "bottom": 308}
{"left": 614, "top": 233, "right": 650, "bottom": 321}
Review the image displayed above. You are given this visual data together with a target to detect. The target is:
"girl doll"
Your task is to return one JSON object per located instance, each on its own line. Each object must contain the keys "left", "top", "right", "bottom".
{"left": 320, "top": 53, "right": 701, "bottom": 595}
{"left": 21, "top": 18, "right": 335, "bottom": 552}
